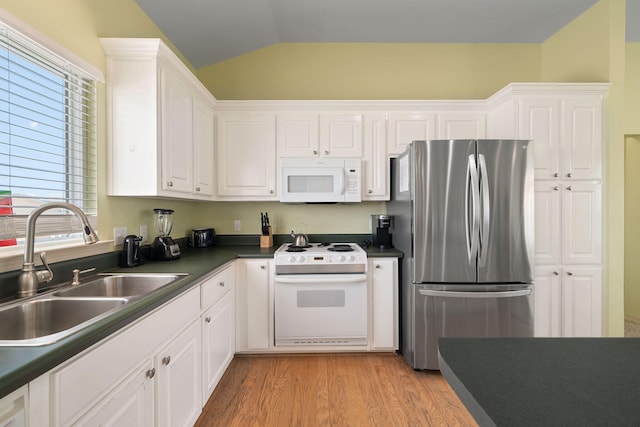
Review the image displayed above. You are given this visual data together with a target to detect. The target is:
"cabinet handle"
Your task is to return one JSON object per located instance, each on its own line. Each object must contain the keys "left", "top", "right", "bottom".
{"left": 167, "top": 181, "right": 173, "bottom": 187}
{"left": 553, "top": 271, "right": 559, "bottom": 276}
{"left": 375, "top": 264, "right": 381, "bottom": 269}
{"left": 567, "top": 271, "right": 573, "bottom": 276}
{"left": 368, "top": 189, "right": 373, "bottom": 194}
{"left": 260, "top": 265, "right": 266, "bottom": 270}
{"left": 313, "top": 150, "right": 318, "bottom": 155}
{"left": 566, "top": 186, "right": 572, "bottom": 191}
{"left": 205, "top": 316, "right": 212, "bottom": 323}
{"left": 269, "top": 190, "right": 274, "bottom": 194}
{"left": 554, "top": 173, "right": 559, "bottom": 178}
{"left": 219, "top": 281, "right": 225, "bottom": 287}
{"left": 553, "top": 186, "right": 560, "bottom": 191}
{"left": 195, "top": 187, "right": 201, "bottom": 192}
{"left": 162, "top": 356, "right": 171, "bottom": 366}
{"left": 146, "top": 368, "right": 156, "bottom": 379}
{"left": 324, "top": 150, "right": 329, "bottom": 155}
{"left": 567, "top": 173, "right": 572, "bottom": 178}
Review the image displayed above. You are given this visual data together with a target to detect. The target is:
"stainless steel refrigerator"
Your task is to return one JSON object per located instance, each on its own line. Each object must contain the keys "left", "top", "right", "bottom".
{"left": 388, "top": 139, "right": 535, "bottom": 370}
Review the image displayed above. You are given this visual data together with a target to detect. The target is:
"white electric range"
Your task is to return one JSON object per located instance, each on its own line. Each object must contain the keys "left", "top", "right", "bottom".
{"left": 273, "top": 242, "right": 368, "bottom": 347}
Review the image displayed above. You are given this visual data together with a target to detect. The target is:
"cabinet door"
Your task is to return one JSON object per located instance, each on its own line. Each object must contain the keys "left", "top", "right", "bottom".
{"left": 202, "top": 290, "right": 235, "bottom": 403}
{"left": 160, "top": 67, "right": 194, "bottom": 194}
{"left": 319, "top": 113, "right": 363, "bottom": 157}
{"left": 217, "top": 114, "right": 277, "bottom": 198}
{"left": 192, "top": 97, "right": 215, "bottom": 198}
{"left": 0, "top": 385, "right": 27, "bottom": 427}
{"left": 362, "top": 114, "right": 389, "bottom": 200}
{"left": 436, "top": 112, "right": 486, "bottom": 139}
{"left": 236, "top": 259, "right": 271, "bottom": 351}
{"left": 387, "top": 112, "right": 436, "bottom": 155}
{"left": 561, "top": 181, "right": 602, "bottom": 264}
{"left": 561, "top": 267, "right": 602, "bottom": 337}
{"left": 369, "top": 258, "right": 398, "bottom": 350}
{"left": 75, "top": 361, "right": 154, "bottom": 427}
{"left": 534, "top": 181, "right": 561, "bottom": 265}
{"left": 518, "top": 98, "right": 561, "bottom": 180}
{"left": 561, "top": 97, "right": 602, "bottom": 180}
{"left": 533, "top": 266, "right": 562, "bottom": 337}
{"left": 277, "top": 113, "right": 319, "bottom": 157}
{"left": 156, "top": 320, "right": 202, "bottom": 427}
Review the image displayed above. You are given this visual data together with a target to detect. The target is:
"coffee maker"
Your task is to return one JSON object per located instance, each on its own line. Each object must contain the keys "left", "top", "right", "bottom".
{"left": 151, "top": 208, "right": 181, "bottom": 260}
{"left": 371, "top": 214, "right": 393, "bottom": 249}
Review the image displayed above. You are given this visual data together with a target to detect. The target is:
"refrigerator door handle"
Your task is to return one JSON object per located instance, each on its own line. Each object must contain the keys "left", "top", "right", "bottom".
{"left": 418, "top": 289, "right": 532, "bottom": 299}
{"left": 465, "top": 154, "right": 480, "bottom": 264}
{"left": 478, "top": 154, "right": 491, "bottom": 267}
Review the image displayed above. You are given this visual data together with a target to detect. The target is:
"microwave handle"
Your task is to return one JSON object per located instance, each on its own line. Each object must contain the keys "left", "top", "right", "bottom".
{"left": 337, "top": 169, "right": 345, "bottom": 195}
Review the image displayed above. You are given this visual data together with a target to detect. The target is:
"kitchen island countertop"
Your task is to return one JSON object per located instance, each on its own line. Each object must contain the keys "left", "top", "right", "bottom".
{"left": 438, "top": 337, "right": 640, "bottom": 427}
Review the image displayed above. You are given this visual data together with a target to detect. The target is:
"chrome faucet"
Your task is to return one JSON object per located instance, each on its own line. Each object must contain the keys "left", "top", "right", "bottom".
{"left": 17, "top": 202, "right": 99, "bottom": 297}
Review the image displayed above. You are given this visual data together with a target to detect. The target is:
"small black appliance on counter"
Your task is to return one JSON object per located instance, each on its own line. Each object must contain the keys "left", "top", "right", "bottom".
{"left": 151, "top": 208, "right": 180, "bottom": 260}
{"left": 371, "top": 214, "right": 393, "bottom": 249}
{"left": 188, "top": 228, "right": 215, "bottom": 248}
{"left": 120, "top": 234, "right": 143, "bottom": 267}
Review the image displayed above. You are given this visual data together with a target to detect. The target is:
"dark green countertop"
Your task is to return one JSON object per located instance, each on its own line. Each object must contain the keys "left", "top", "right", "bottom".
{"left": 438, "top": 338, "right": 640, "bottom": 427}
{"left": 0, "top": 242, "right": 401, "bottom": 398}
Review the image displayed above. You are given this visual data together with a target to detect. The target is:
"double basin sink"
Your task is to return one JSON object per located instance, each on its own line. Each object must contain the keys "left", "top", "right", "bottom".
{"left": 0, "top": 273, "right": 188, "bottom": 346}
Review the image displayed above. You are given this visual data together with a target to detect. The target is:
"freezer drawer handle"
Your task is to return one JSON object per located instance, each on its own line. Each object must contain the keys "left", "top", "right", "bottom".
{"left": 418, "top": 289, "right": 532, "bottom": 299}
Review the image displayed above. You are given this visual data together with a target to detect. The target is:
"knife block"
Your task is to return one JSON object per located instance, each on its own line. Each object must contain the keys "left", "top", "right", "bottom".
{"left": 260, "top": 227, "right": 273, "bottom": 248}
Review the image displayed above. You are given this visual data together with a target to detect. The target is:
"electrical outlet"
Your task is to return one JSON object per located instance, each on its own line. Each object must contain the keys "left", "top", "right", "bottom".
{"left": 139, "top": 225, "right": 148, "bottom": 243}
{"left": 233, "top": 220, "right": 241, "bottom": 232}
{"left": 113, "top": 226, "right": 128, "bottom": 246}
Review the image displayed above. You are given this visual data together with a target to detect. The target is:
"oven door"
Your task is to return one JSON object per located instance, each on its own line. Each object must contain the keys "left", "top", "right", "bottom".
{"left": 274, "top": 274, "right": 367, "bottom": 346}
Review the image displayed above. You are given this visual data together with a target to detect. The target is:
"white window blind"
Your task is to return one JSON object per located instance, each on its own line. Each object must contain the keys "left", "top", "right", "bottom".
{"left": 0, "top": 22, "right": 97, "bottom": 245}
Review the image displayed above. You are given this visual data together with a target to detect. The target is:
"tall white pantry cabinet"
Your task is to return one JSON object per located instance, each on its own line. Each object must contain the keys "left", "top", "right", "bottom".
{"left": 487, "top": 83, "right": 609, "bottom": 337}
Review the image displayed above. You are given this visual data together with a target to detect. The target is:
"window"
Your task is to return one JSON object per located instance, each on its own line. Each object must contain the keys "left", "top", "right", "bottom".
{"left": 0, "top": 20, "right": 98, "bottom": 249}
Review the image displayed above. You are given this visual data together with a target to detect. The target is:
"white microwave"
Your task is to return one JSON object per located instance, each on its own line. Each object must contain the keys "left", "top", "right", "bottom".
{"left": 279, "top": 158, "right": 362, "bottom": 203}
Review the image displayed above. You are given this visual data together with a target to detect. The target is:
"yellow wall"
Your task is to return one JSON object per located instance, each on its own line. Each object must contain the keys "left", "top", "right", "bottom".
{"left": 541, "top": 0, "right": 626, "bottom": 336}
{"left": 626, "top": 43, "right": 640, "bottom": 134}
{"left": 625, "top": 135, "right": 640, "bottom": 320}
{"left": 198, "top": 43, "right": 541, "bottom": 100}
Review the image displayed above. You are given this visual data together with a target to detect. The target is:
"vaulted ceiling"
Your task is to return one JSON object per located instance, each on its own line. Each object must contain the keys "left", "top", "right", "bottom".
{"left": 135, "top": 0, "right": 638, "bottom": 68}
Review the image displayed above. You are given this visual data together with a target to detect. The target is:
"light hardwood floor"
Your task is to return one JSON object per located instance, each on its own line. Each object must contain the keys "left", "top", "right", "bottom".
{"left": 195, "top": 353, "right": 477, "bottom": 427}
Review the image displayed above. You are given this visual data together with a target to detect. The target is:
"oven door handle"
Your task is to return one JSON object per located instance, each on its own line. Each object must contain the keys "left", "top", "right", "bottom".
{"left": 275, "top": 274, "right": 367, "bottom": 284}
{"left": 418, "top": 289, "right": 532, "bottom": 299}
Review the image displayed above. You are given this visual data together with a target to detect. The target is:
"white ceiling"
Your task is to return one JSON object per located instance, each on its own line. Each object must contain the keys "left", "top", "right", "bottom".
{"left": 135, "top": 0, "right": 639, "bottom": 68}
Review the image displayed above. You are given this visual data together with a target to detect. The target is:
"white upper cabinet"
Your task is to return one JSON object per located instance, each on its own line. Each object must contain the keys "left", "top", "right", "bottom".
{"left": 518, "top": 98, "right": 562, "bottom": 180}
{"left": 278, "top": 113, "right": 363, "bottom": 158}
{"left": 436, "top": 112, "right": 486, "bottom": 140}
{"left": 216, "top": 113, "right": 277, "bottom": 199}
{"left": 561, "top": 98, "right": 602, "bottom": 180}
{"left": 387, "top": 112, "right": 436, "bottom": 155}
{"left": 101, "top": 38, "right": 216, "bottom": 200}
{"left": 362, "top": 113, "right": 388, "bottom": 200}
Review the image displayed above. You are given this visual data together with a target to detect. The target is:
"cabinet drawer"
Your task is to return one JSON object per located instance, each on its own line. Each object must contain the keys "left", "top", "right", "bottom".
{"left": 51, "top": 287, "right": 200, "bottom": 426}
{"left": 202, "top": 263, "right": 235, "bottom": 309}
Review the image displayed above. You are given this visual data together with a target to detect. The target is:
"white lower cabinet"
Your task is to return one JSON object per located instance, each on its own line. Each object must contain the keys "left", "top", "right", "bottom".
{"left": 369, "top": 258, "right": 399, "bottom": 350}
{"left": 74, "top": 360, "right": 154, "bottom": 427}
{"left": 0, "top": 385, "right": 27, "bottom": 427}
{"left": 156, "top": 320, "right": 202, "bottom": 427}
{"left": 236, "top": 259, "right": 272, "bottom": 352}
{"left": 534, "top": 266, "right": 602, "bottom": 337}
{"left": 201, "top": 271, "right": 235, "bottom": 404}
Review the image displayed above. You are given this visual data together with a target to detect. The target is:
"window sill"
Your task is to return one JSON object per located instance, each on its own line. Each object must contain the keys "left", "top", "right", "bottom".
{"left": 0, "top": 240, "right": 114, "bottom": 273}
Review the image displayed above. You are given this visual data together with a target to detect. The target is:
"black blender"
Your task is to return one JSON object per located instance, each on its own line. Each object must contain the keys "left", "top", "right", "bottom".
{"left": 151, "top": 208, "right": 181, "bottom": 260}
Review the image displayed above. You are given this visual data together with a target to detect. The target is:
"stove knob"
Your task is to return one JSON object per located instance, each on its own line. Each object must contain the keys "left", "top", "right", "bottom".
{"left": 297, "top": 256, "right": 305, "bottom": 263}
{"left": 287, "top": 256, "right": 296, "bottom": 263}
{"left": 347, "top": 255, "right": 355, "bottom": 262}
{"left": 337, "top": 255, "right": 346, "bottom": 262}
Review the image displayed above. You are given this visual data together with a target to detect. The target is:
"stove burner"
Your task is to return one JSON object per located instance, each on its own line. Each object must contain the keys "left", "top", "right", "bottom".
{"left": 327, "top": 244, "right": 354, "bottom": 252}
{"left": 286, "top": 246, "right": 307, "bottom": 252}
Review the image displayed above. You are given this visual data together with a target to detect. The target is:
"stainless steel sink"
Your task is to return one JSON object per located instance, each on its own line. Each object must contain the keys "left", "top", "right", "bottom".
{"left": 53, "top": 274, "right": 186, "bottom": 298}
{"left": 0, "top": 298, "right": 127, "bottom": 346}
